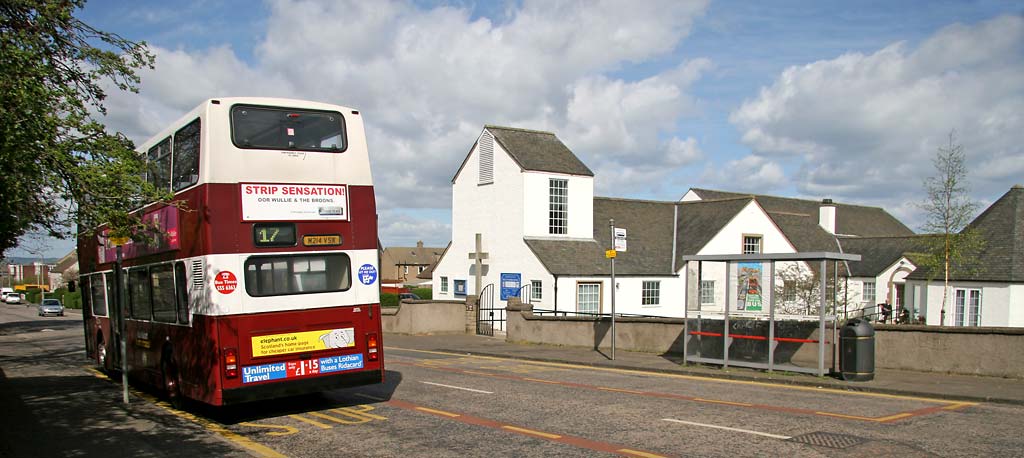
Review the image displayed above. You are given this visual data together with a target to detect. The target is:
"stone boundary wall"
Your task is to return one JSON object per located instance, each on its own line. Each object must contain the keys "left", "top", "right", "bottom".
{"left": 382, "top": 300, "right": 468, "bottom": 335}
{"left": 873, "top": 324, "right": 1024, "bottom": 378}
{"left": 382, "top": 300, "right": 1024, "bottom": 377}
{"left": 507, "top": 303, "right": 1024, "bottom": 378}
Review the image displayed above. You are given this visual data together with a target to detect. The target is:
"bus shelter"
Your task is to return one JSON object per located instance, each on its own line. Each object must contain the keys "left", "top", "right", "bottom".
{"left": 681, "top": 252, "right": 861, "bottom": 377}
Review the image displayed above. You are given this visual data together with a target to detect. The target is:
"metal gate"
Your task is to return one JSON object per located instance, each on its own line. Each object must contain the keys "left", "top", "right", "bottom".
{"left": 476, "top": 284, "right": 504, "bottom": 336}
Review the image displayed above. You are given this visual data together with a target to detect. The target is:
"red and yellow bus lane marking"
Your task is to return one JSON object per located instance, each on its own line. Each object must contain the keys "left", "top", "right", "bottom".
{"left": 386, "top": 399, "right": 670, "bottom": 458}
{"left": 386, "top": 349, "right": 979, "bottom": 424}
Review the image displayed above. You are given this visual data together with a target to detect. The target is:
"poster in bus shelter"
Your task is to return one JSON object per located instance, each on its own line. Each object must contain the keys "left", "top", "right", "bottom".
{"left": 98, "top": 206, "right": 180, "bottom": 263}
{"left": 736, "top": 261, "right": 763, "bottom": 312}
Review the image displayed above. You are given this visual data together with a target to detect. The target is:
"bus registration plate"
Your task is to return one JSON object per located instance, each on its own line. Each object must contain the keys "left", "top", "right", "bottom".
{"left": 303, "top": 234, "right": 342, "bottom": 246}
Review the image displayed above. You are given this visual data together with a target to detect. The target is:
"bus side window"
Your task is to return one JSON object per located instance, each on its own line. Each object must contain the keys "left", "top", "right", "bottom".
{"left": 81, "top": 276, "right": 92, "bottom": 316}
{"left": 148, "top": 137, "right": 172, "bottom": 192}
{"left": 174, "top": 262, "right": 190, "bottom": 324}
{"left": 151, "top": 264, "right": 176, "bottom": 323}
{"left": 103, "top": 272, "right": 115, "bottom": 316}
{"left": 91, "top": 274, "right": 109, "bottom": 316}
{"left": 129, "top": 268, "right": 153, "bottom": 321}
{"left": 173, "top": 118, "right": 201, "bottom": 192}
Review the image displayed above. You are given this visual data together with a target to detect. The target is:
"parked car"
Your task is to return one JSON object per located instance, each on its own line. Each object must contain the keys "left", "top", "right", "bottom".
{"left": 3, "top": 292, "right": 21, "bottom": 304}
{"left": 38, "top": 298, "right": 64, "bottom": 317}
{"left": 398, "top": 292, "right": 421, "bottom": 301}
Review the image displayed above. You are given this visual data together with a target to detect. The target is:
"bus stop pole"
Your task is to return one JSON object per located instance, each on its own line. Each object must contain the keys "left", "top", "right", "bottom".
{"left": 609, "top": 219, "right": 616, "bottom": 361}
{"left": 116, "top": 244, "right": 129, "bottom": 405}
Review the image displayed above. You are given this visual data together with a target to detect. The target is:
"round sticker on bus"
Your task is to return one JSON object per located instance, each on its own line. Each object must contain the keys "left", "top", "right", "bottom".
{"left": 214, "top": 271, "right": 238, "bottom": 294}
{"left": 358, "top": 264, "right": 377, "bottom": 285}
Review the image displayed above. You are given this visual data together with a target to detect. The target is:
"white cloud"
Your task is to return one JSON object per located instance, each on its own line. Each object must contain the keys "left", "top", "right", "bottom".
{"left": 699, "top": 155, "right": 787, "bottom": 193}
{"left": 730, "top": 14, "right": 1024, "bottom": 210}
{"left": 96, "top": 0, "right": 712, "bottom": 246}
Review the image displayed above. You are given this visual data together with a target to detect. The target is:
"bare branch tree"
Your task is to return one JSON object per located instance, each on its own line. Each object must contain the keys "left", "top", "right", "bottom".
{"left": 918, "top": 130, "right": 984, "bottom": 325}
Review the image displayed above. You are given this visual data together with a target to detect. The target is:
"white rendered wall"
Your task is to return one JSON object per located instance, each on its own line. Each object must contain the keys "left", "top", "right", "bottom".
{"left": 523, "top": 172, "right": 594, "bottom": 239}
{"left": 1010, "top": 285, "right": 1024, "bottom": 327}
{"left": 431, "top": 130, "right": 556, "bottom": 317}
{"left": 918, "top": 281, "right": 1014, "bottom": 327}
{"left": 549, "top": 276, "right": 685, "bottom": 317}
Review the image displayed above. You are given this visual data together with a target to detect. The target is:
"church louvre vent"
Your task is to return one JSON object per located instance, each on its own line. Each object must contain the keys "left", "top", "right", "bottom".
{"left": 479, "top": 130, "right": 494, "bottom": 185}
{"left": 191, "top": 260, "right": 204, "bottom": 289}
{"left": 787, "top": 432, "right": 866, "bottom": 449}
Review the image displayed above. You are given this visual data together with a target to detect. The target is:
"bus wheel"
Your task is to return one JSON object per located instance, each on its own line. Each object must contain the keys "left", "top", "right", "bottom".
{"left": 162, "top": 358, "right": 183, "bottom": 410}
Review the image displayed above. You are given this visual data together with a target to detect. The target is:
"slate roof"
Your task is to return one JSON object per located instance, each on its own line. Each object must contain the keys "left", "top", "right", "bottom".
{"left": 674, "top": 197, "right": 750, "bottom": 258}
{"left": 688, "top": 188, "right": 914, "bottom": 237}
{"left": 838, "top": 236, "right": 932, "bottom": 277}
{"left": 452, "top": 126, "right": 594, "bottom": 182}
{"left": 525, "top": 197, "right": 676, "bottom": 276}
{"left": 381, "top": 242, "right": 444, "bottom": 267}
{"left": 488, "top": 126, "right": 594, "bottom": 176}
{"left": 907, "top": 185, "right": 1024, "bottom": 282}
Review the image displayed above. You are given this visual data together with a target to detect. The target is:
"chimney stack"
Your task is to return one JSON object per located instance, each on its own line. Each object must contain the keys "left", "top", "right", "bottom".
{"left": 819, "top": 198, "right": 836, "bottom": 234}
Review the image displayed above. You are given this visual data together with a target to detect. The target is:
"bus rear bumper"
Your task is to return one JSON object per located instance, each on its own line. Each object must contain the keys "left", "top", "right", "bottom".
{"left": 220, "top": 369, "right": 383, "bottom": 405}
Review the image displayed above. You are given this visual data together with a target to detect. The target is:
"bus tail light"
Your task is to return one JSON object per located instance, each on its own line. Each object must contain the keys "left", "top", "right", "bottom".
{"left": 224, "top": 348, "right": 238, "bottom": 378}
{"left": 367, "top": 333, "right": 379, "bottom": 362}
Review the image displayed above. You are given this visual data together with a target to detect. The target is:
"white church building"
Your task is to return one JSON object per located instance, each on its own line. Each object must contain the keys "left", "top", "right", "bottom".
{"left": 430, "top": 126, "right": 940, "bottom": 329}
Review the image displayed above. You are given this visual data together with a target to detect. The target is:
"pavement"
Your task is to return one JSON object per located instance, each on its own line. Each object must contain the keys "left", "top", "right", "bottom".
{"left": 384, "top": 332, "right": 1024, "bottom": 405}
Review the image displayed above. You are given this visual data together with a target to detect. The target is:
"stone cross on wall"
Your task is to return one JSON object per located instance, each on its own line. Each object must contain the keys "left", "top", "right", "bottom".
{"left": 468, "top": 233, "right": 488, "bottom": 295}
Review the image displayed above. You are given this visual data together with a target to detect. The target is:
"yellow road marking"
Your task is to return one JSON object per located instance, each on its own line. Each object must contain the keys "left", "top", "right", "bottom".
{"left": 288, "top": 414, "right": 332, "bottom": 429}
{"left": 814, "top": 411, "right": 876, "bottom": 421}
{"left": 337, "top": 405, "right": 388, "bottom": 420}
{"left": 694, "top": 398, "right": 753, "bottom": 407}
{"left": 619, "top": 448, "right": 669, "bottom": 458}
{"left": 942, "top": 402, "right": 977, "bottom": 410}
{"left": 308, "top": 410, "right": 370, "bottom": 425}
{"left": 599, "top": 387, "right": 646, "bottom": 395}
{"left": 501, "top": 425, "right": 562, "bottom": 439}
{"left": 874, "top": 413, "right": 914, "bottom": 422}
{"left": 85, "top": 367, "right": 286, "bottom": 457}
{"left": 238, "top": 422, "right": 300, "bottom": 437}
{"left": 415, "top": 406, "right": 461, "bottom": 418}
{"left": 389, "top": 347, "right": 970, "bottom": 406}
{"left": 522, "top": 377, "right": 563, "bottom": 384}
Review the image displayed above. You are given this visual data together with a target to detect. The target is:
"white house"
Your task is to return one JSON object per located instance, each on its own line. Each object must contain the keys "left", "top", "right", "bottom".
{"left": 432, "top": 126, "right": 918, "bottom": 330}
{"left": 905, "top": 185, "right": 1024, "bottom": 327}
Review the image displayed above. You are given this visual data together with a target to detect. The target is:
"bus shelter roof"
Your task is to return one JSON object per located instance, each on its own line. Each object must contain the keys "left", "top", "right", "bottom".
{"left": 681, "top": 252, "right": 861, "bottom": 262}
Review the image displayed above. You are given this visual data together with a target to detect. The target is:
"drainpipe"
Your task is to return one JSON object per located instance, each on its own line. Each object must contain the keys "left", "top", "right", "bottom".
{"left": 671, "top": 204, "right": 678, "bottom": 273}
{"left": 553, "top": 274, "right": 558, "bottom": 312}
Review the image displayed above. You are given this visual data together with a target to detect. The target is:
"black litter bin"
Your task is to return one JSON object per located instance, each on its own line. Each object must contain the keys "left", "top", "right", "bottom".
{"left": 840, "top": 318, "right": 875, "bottom": 381}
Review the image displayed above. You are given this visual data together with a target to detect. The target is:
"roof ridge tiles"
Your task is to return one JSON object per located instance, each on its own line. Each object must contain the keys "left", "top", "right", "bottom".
{"left": 484, "top": 124, "right": 556, "bottom": 136}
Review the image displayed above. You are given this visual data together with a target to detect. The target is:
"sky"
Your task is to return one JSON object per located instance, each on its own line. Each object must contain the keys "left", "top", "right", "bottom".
{"left": 9, "top": 0, "right": 1024, "bottom": 258}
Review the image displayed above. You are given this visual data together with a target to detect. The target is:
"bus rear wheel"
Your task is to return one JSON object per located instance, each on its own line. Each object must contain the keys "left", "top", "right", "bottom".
{"left": 162, "top": 357, "right": 183, "bottom": 410}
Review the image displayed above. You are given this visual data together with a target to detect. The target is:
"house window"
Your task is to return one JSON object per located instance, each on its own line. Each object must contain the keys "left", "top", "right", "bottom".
{"left": 531, "top": 280, "right": 542, "bottom": 302}
{"left": 742, "top": 235, "right": 762, "bottom": 254}
{"left": 418, "top": 266, "right": 425, "bottom": 273}
{"left": 440, "top": 276, "right": 448, "bottom": 293}
{"left": 642, "top": 281, "right": 660, "bottom": 306}
{"left": 862, "top": 282, "right": 876, "bottom": 303}
{"left": 549, "top": 178, "right": 568, "bottom": 235}
{"left": 955, "top": 288, "right": 982, "bottom": 326}
{"left": 403, "top": 266, "right": 409, "bottom": 275}
{"left": 699, "top": 280, "right": 715, "bottom": 305}
{"left": 576, "top": 282, "right": 601, "bottom": 314}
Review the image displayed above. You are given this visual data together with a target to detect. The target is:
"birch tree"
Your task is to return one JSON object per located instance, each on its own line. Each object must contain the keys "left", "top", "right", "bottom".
{"left": 918, "top": 131, "right": 984, "bottom": 325}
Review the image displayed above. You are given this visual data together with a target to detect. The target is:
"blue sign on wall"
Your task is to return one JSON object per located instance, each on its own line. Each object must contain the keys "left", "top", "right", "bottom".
{"left": 453, "top": 279, "right": 467, "bottom": 297}
{"left": 500, "top": 273, "right": 521, "bottom": 301}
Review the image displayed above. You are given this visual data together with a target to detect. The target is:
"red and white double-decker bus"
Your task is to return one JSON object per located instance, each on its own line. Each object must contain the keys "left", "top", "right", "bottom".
{"left": 78, "top": 97, "right": 383, "bottom": 406}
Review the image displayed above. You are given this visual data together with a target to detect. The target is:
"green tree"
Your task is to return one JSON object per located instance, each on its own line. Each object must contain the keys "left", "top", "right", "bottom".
{"left": 0, "top": 0, "right": 166, "bottom": 255}
{"left": 918, "top": 131, "right": 984, "bottom": 325}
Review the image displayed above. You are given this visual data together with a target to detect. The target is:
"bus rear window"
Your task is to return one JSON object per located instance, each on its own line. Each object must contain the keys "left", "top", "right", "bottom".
{"left": 231, "top": 105, "right": 346, "bottom": 152}
{"left": 244, "top": 253, "right": 351, "bottom": 297}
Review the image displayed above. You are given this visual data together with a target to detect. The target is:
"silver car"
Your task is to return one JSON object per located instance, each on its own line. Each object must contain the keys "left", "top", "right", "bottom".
{"left": 38, "top": 298, "right": 64, "bottom": 317}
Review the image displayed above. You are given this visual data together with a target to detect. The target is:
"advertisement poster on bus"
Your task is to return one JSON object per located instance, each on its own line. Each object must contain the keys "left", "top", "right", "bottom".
{"left": 98, "top": 205, "right": 180, "bottom": 263}
{"left": 240, "top": 183, "right": 349, "bottom": 221}
{"left": 736, "top": 262, "right": 763, "bottom": 312}
{"left": 251, "top": 327, "right": 356, "bottom": 358}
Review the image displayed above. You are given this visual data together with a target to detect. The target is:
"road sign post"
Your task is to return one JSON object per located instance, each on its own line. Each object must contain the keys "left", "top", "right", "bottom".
{"left": 111, "top": 236, "right": 130, "bottom": 406}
